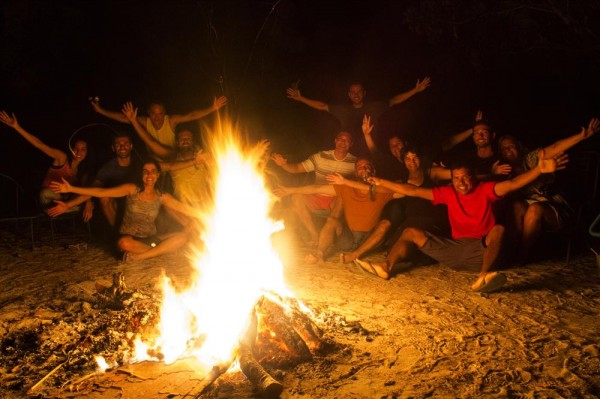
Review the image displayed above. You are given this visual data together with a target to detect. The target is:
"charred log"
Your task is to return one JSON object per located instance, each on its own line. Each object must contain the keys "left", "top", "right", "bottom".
{"left": 238, "top": 311, "right": 284, "bottom": 398}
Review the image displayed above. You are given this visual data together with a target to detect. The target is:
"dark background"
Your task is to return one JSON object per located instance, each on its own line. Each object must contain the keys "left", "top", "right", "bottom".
{"left": 1, "top": 0, "right": 599, "bottom": 207}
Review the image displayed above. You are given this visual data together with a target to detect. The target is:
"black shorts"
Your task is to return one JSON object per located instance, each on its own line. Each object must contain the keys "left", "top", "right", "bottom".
{"left": 124, "top": 235, "right": 162, "bottom": 247}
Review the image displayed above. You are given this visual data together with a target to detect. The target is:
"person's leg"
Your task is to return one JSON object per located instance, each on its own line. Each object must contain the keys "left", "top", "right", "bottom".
{"left": 519, "top": 202, "right": 560, "bottom": 261}
{"left": 290, "top": 194, "right": 321, "bottom": 243}
{"left": 340, "top": 219, "right": 391, "bottom": 263}
{"left": 471, "top": 225, "right": 506, "bottom": 292}
{"left": 506, "top": 199, "right": 527, "bottom": 257}
{"left": 100, "top": 197, "right": 117, "bottom": 227}
{"left": 125, "top": 232, "right": 189, "bottom": 261}
{"left": 385, "top": 229, "right": 421, "bottom": 271}
{"left": 118, "top": 235, "right": 152, "bottom": 254}
{"left": 305, "top": 215, "right": 340, "bottom": 264}
{"left": 480, "top": 225, "right": 505, "bottom": 275}
{"left": 39, "top": 189, "right": 61, "bottom": 210}
{"left": 355, "top": 227, "right": 427, "bottom": 279}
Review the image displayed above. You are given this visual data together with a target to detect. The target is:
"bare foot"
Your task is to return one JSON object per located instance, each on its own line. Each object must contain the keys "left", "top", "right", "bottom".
{"left": 339, "top": 252, "right": 356, "bottom": 264}
{"left": 304, "top": 252, "right": 323, "bottom": 265}
{"left": 354, "top": 259, "right": 390, "bottom": 280}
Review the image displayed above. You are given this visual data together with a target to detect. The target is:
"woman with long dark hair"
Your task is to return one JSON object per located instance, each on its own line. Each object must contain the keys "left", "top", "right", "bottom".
{"left": 51, "top": 160, "right": 199, "bottom": 261}
{"left": 0, "top": 110, "right": 94, "bottom": 210}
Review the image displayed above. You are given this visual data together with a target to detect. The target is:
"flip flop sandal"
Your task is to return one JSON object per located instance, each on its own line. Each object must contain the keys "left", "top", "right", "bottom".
{"left": 473, "top": 272, "right": 507, "bottom": 293}
{"left": 354, "top": 259, "right": 387, "bottom": 280}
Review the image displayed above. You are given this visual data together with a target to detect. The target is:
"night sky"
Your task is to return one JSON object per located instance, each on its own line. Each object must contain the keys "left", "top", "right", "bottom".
{"left": 1, "top": 0, "right": 599, "bottom": 204}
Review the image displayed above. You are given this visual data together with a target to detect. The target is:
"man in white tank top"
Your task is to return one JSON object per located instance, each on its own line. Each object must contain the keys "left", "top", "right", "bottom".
{"left": 90, "top": 96, "right": 227, "bottom": 149}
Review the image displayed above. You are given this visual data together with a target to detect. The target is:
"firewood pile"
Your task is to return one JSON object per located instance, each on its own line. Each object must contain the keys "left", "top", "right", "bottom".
{"left": 0, "top": 272, "right": 162, "bottom": 394}
{"left": 0, "top": 272, "right": 371, "bottom": 398}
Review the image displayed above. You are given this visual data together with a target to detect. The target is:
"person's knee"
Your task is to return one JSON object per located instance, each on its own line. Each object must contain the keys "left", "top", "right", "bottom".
{"left": 524, "top": 203, "right": 544, "bottom": 223}
{"left": 486, "top": 225, "right": 505, "bottom": 245}
{"left": 400, "top": 227, "right": 424, "bottom": 243}
{"left": 173, "top": 232, "right": 189, "bottom": 247}
{"left": 290, "top": 194, "right": 307, "bottom": 208}
{"left": 324, "top": 216, "right": 341, "bottom": 229}
{"left": 39, "top": 188, "right": 59, "bottom": 207}
{"left": 117, "top": 236, "right": 134, "bottom": 251}
{"left": 378, "top": 219, "right": 392, "bottom": 231}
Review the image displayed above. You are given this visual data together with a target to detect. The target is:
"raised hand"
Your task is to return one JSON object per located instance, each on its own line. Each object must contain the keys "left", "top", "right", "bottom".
{"left": 492, "top": 160, "right": 512, "bottom": 175}
{"left": 88, "top": 96, "right": 101, "bottom": 112}
{"left": 270, "top": 153, "right": 287, "bottom": 167}
{"left": 121, "top": 101, "right": 137, "bottom": 122}
{"left": 50, "top": 177, "right": 72, "bottom": 194}
{"left": 362, "top": 114, "right": 373, "bottom": 136}
{"left": 367, "top": 176, "right": 382, "bottom": 186}
{"left": 286, "top": 87, "right": 301, "bottom": 100}
{"left": 415, "top": 77, "right": 431, "bottom": 92}
{"left": 47, "top": 200, "right": 68, "bottom": 218}
{"left": 194, "top": 149, "right": 206, "bottom": 166}
{"left": 475, "top": 110, "right": 483, "bottom": 122}
{"left": 326, "top": 173, "right": 345, "bottom": 185}
{"left": 0, "top": 111, "right": 19, "bottom": 129}
{"left": 581, "top": 117, "right": 599, "bottom": 140}
{"left": 271, "top": 185, "right": 290, "bottom": 198}
{"left": 213, "top": 96, "right": 227, "bottom": 110}
{"left": 538, "top": 149, "right": 568, "bottom": 173}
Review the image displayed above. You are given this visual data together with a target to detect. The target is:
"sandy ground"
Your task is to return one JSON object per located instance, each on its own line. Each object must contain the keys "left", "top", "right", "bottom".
{"left": 1, "top": 227, "right": 599, "bottom": 399}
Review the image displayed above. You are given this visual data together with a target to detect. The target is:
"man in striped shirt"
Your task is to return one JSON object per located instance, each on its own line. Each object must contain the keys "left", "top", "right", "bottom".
{"left": 271, "top": 131, "right": 357, "bottom": 244}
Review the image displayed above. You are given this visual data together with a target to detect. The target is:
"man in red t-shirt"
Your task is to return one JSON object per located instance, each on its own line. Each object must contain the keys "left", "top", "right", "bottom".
{"left": 365, "top": 150, "right": 565, "bottom": 293}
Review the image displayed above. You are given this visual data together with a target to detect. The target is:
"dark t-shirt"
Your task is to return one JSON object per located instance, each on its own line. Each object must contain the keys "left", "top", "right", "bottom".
{"left": 329, "top": 101, "right": 388, "bottom": 157}
{"left": 96, "top": 158, "right": 141, "bottom": 187}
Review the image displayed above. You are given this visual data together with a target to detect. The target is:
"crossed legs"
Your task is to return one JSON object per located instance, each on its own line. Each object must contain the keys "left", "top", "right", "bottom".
{"left": 119, "top": 232, "right": 189, "bottom": 261}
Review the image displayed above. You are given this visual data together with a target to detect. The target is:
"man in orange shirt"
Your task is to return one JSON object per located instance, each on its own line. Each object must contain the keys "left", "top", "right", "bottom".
{"left": 274, "top": 158, "right": 400, "bottom": 264}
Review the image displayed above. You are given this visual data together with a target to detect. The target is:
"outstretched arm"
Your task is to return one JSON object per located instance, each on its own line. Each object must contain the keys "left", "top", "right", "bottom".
{"left": 286, "top": 88, "right": 329, "bottom": 112}
{"left": 542, "top": 118, "right": 599, "bottom": 159}
{"left": 270, "top": 153, "right": 307, "bottom": 174}
{"left": 122, "top": 102, "right": 175, "bottom": 159}
{"left": 170, "top": 96, "right": 228, "bottom": 126}
{"left": 441, "top": 110, "right": 483, "bottom": 151}
{"left": 89, "top": 97, "right": 140, "bottom": 124}
{"left": 388, "top": 77, "right": 431, "bottom": 107}
{"left": 161, "top": 193, "right": 203, "bottom": 219}
{"left": 50, "top": 178, "right": 136, "bottom": 198}
{"left": 326, "top": 172, "right": 402, "bottom": 198}
{"left": 494, "top": 150, "right": 567, "bottom": 197}
{"left": 369, "top": 176, "right": 432, "bottom": 200}
{"left": 0, "top": 111, "right": 67, "bottom": 165}
{"left": 272, "top": 184, "right": 336, "bottom": 197}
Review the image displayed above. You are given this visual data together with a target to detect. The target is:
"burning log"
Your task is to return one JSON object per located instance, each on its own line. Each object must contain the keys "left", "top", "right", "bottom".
{"left": 233, "top": 294, "right": 327, "bottom": 397}
{"left": 191, "top": 361, "right": 234, "bottom": 399}
{"left": 253, "top": 295, "right": 324, "bottom": 368}
{"left": 239, "top": 311, "right": 284, "bottom": 398}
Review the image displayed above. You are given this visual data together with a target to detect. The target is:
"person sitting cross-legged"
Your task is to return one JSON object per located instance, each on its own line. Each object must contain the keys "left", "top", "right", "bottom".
{"left": 360, "top": 150, "right": 567, "bottom": 293}
{"left": 51, "top": 160, "right": 201, "bottom": 262}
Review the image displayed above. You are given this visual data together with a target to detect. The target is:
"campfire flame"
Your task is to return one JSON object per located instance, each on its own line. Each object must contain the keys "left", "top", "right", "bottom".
{"left": 102, "top": 120, "right": 294, "bottom": 370}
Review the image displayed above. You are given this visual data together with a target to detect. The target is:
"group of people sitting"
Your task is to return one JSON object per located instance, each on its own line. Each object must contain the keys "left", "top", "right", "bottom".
{"left": 1, "top": 77, "right": 597, "bottom": 295}
{"left": 0, "top": 96, "right": 226, "bottom": 261}
{"left": 271, "top": 78, "right": 598, "bottom": 294}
